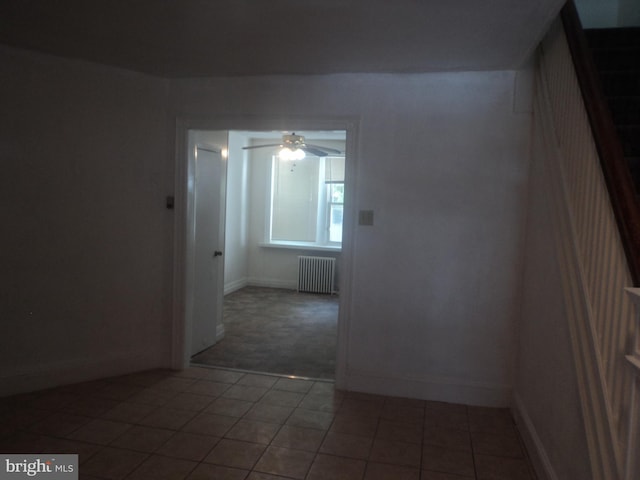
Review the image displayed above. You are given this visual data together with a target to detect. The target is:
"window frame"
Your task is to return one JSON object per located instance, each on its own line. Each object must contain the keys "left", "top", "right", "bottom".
{"left": 265, "top": 154, "right": 344, "bottom": 251}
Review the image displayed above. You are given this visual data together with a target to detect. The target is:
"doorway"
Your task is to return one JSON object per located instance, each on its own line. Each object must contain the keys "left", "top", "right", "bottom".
{"left": 173, "top": 122, "right": 354, "bottom": 383}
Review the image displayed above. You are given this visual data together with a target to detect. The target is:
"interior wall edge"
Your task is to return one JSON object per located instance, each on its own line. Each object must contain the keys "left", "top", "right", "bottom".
{"left": 344, "top": 368, "right": 512, "bottom": 407}
{"left": 512, "top": 392, "right": 560, "bottom": 480}
{"left": 0, "top": 348, "right": 169, "bottom": 397}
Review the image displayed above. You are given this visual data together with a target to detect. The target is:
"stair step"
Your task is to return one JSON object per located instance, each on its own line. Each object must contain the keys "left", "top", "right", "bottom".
{"left": 617, "top": 126, "right": 640, "bottom": 156}
{"left": 586, "top": 27, "right": 640, "bottom": 48}
{"left": 592, "top": 47, "right": 640, "bottom": 72}
{"left": 600, "top": 72, "right": 640, "bottom": 96}
{"left": 606, "top": 97, "right": 640, "bottom": 125}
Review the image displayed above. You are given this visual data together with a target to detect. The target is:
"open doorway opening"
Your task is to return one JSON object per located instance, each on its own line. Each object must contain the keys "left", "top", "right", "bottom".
{"left": 190, "top": 129, "right": 347, "bottom": 380}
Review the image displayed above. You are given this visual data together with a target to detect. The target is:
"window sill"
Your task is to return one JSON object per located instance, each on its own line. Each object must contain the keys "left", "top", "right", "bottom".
{"left": 260, "top": 241, "right": 342, "bottom": 253}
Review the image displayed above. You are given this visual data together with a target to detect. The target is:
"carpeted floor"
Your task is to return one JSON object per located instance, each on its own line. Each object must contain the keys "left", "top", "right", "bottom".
{"left": 191, "top": 286, "right": 339, "bottom": 379}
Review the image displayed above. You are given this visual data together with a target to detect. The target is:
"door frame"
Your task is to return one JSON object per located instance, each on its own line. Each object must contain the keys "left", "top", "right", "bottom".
{"left": 172, "top": 115, "right": 359, "bottom": 387}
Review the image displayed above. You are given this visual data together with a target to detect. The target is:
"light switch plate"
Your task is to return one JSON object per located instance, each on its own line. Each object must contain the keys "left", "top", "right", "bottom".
{"left": 359, "top": 210, "right": 374, "bottom": 226}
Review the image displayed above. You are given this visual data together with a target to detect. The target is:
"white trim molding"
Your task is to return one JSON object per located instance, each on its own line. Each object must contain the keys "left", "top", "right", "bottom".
{"left": 624, "top": 288, "right": 640, "bottom": 480}
{"left": 345, "top": 368, "right": 511, "bottom": 407}
{"left": 512, "top": 394, "right": 560, "bottom": 480}
{"left": 172, "top": 115, "right": 360, "bottom": 392}
{"left": 0, "top": 349, "right": 167, "bottom": 397}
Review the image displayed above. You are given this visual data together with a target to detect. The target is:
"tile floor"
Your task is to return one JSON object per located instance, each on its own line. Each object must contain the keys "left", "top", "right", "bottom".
{"left": 0, "top": 366, "right": 537, "bottom": 480}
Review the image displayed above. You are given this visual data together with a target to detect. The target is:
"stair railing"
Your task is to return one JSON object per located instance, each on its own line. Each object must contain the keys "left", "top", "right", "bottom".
{"left": 535, "top": 4, "right": 639, "bottom": 478}
{"left": 561, "top": 0, "right": 640, "bottom": 286}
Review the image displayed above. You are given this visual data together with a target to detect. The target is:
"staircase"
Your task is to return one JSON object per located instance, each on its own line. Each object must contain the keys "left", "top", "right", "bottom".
{"left": 585, "top": 27, "right": 640, "bottom": 193}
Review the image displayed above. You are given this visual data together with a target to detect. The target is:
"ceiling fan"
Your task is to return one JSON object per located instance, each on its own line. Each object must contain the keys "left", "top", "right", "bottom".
{"left": 242, "top": 133, "right": 343, "bottom": 159}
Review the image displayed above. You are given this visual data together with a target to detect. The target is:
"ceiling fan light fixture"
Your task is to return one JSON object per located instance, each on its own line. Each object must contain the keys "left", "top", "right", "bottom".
{"left": 279, "top": 147, "right": 305, "bottom": 161}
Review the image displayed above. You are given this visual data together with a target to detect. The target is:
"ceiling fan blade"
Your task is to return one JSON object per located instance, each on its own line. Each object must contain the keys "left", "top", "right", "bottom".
{"left": 302, "top": 146, "right": 329, "bottom": 157}
{"left": 304, "top": 143, "right": 343, "bottom": 155}
{"left": 242, "top": 143, "right": 283, "bottom": 150}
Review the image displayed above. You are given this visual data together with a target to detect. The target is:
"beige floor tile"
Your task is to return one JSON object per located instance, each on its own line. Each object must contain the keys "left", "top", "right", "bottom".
{"left": 422, "top": 445, "right": 475, "bottom": 477}
{"left": 101, "top": 401, "right": 158, "bottom": 423}
{"left": 127, "top": 389, "right": 178, "bottom": 407}
{"left": 309, "top": 382, "right": 339, "bottom": 396}
{"left": 163, "top": 392, "right": 215, "bottom": 412}
{"left": 238, "top": 374, "right": 279, "bottom": 389}
{"left": 468, "top": 411, "right": 517, "bottom": 435}
{"left": 138, "top": 407, "right": 197, "bottom": 430}
{"left": 224, "top": 419, "right": 280, "bottom": 444}
{"left": 376, "top": 419, "right": 423, "bottom": 444}
{"left": 424, "top": 401, "right": 467, "bottom": 415}
{"left": 364, "top": 462, "right": 420, "bottom": 480}
{"left": 186, "top": 463, "right": 248, "bottom": 480}
{"left": 423, "top": 425, "right": 472, "bottom": 452}
{"left": 93, "top": 382, "right": 144, "bottom": 401}
{"left": 70, "top": 419, "right": 132, "bottom": 445}
{"left": 271, "top": 425, "right": 326, "bottom": 452}
{"left": 27, "top": 412, "right": 92, "bottom": 437}
{"left": 28, "top": 391, "right": 80, "bottom": 411}
{"left": 319, "top": 431, "right": 373, "bottom": 459}
{"left": 424, "top": 409, "right": 469, "bottom": 431}
{"left": 421, "top": 470, "right": 475, "bottom": 480}
{"left": 182, "top": 412, "right": 237, "bottom": 437}
{"left": 298, "top": 393, "right": 342, "bottom": 413}
{"left": 273, "top": 377, "right": 314, "bottom": 393}
{"left": 471, "top": 430, "right": 524, "bottom": 458}
{"left": 184, "top": 380, "right": 232, "bottom": 397}
{"left": 306, "top": 453, "right": 366, "bottom": 480}
{"left": 195, "top": 369, "right": 245, "bottom": 384}
{"left": 155, "top": 431, "right": 220, "bottom": 461}
{"left": 330, "top": 413, "right": 379, "bottom": 437}
{"left": 380, "top": 403, "right": 424, "bottom": 424}
{"left": 286, "top": 408, "right": 334, "bottom": 430}
{"left": 260, "top": 390, "right": 305, "bottom": 407}
{"left": 254, "top": 445, "right": 315, "bottom": 479}
{"left": 204, "top": 397, "right": 254, "bottom": 417}
{"left": 204, "top": 439, "right": 266, "bottom": 470}
{"left": 369, "top": 438, "right": 421, "bottom": 468}
{"left": 245, "top": 472, "right": 286, "bottom": 480}
{"left": 61, "top": 396, "right": 120, "bottom": 417}
{"left": 243, "top": 402, "right": 294, "bottom": 424}
{"left": 126, "top": 454, "right": 197, "bottom": 480}
{"left": 474, "top": 454, "right": 534, "bottom": 480}
{"left": 339, "top": 398, "right": 384, "bottom": 417}
{"left": 152, "top": 377, "right": 199, "bottom": 393}
{"left": 80, "top": 446, "right": 149, "bottom": 479}
{"left": 223, "top": 385, "right": 270, "bottom": 402}
{"left": 110, "top": 425, "right": 174, "bottom": 452}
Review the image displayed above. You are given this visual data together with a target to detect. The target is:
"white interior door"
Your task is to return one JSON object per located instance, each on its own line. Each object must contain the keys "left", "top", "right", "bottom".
{"left": 190, "top": 142, "right": 226, "bottom": 356}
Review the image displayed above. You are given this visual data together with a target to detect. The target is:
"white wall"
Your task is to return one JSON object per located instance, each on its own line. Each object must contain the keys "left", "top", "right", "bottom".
{"left": 513, "top": 105, "right": 593, "bottom": 479}
{"left": 223, "top": 132, "right": 250, "bottom": 294}
{"left": 0, "top": 46, "right": 172, "bottom": 394}
{"left": 170, "top": 71, "right": 532, "bottom": 406}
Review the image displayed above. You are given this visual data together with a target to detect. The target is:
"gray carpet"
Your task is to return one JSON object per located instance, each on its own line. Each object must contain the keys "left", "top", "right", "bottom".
{"left": 191, "top": 286, "right": 339, "bottom": 379}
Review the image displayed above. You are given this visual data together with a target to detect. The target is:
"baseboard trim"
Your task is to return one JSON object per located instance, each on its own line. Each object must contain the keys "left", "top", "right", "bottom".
{"left": 0, "top": 349, "right": 168, "bottom": 397}
{"left": 512, "top": 393, "right": 559, "bottom": 480}
{"left": 344, "top": 368, "right": 511, "bottom": 407}
{"left": 246, "top": 278, "right": 297, "bottom": 291}
{"left": 224, "top": 278, "right": 248, "bottom": 295}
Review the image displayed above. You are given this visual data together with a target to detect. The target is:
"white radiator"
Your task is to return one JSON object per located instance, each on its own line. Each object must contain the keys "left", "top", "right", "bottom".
{"left": 297, "top": 256, "right": 335, "bottom": 294}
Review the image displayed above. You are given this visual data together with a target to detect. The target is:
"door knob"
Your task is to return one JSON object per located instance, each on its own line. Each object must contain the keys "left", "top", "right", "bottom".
{"left": 213, "top": 251, "right": 223, "bottom": 257}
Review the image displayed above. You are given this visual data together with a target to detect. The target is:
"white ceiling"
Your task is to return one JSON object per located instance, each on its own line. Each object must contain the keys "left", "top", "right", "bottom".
{"left": 0, "top": 0, "right": 564, "bottom": 77}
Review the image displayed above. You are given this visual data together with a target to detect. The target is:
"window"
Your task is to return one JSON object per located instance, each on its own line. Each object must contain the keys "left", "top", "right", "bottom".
{"left": 269, "top": 155, "right": 345, "bottom": 249}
